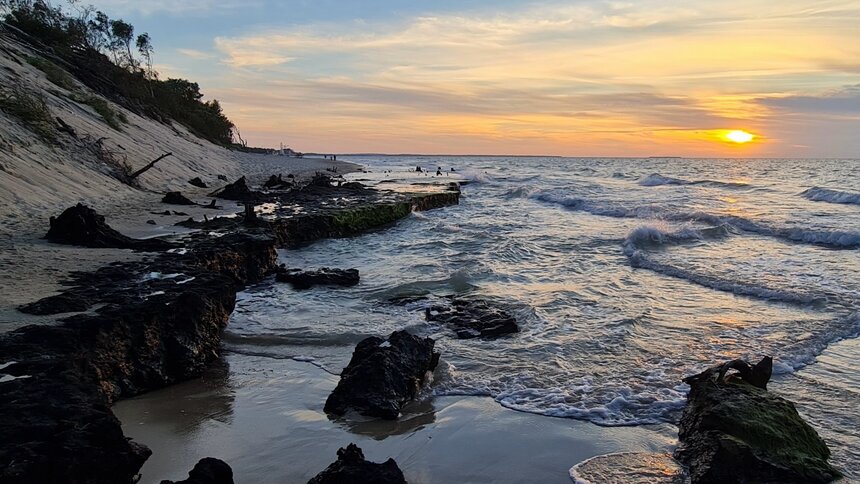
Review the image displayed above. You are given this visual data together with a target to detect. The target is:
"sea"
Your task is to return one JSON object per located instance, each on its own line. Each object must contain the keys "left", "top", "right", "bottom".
{"left": 149, "top": 156, "right": 860, "bottom": 479}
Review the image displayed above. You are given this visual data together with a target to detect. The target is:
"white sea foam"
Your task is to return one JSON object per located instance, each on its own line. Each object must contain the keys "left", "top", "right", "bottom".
{"left": 802, "top": 187, "right": 860, "bottom": 206}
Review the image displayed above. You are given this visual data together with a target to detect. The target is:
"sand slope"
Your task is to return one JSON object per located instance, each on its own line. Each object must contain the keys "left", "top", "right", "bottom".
{"left": 0, "top": 32, "right": 359, "bottom": 331}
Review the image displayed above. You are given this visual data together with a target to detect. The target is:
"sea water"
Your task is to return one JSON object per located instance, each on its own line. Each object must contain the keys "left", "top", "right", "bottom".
{"left": 215, "top": 157, "right": 858, "bottom": 476}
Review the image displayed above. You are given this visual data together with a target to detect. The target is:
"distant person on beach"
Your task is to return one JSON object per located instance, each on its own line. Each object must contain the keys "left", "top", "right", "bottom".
{"left": 416, "top": 166, "right": 422, "bottom": 172}
{"left": 436, "top": 167, "right": 442, "bottom": 176}
{"left": 451, "top": 167, "right": 456, "bottom": 172}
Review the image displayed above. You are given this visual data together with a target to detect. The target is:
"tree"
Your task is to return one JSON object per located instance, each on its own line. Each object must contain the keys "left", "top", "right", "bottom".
{"left": 135, "top": 32, "right": 153, "bottom": 78}
{"left": 109, "top": 18, "right": 134, "bottom": 69}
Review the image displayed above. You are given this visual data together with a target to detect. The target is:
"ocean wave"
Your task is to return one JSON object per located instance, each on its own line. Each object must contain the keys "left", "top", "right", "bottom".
{"left": 623, "top": 249, "right": 824, "bottom": 305}
{"left": 774, "top": 312, "right": 860, "bottom": 373}
{"left": 639, "top": 173, "right": 751, "bottom": 189}
{"left": 524, "top": 188, "right": 860, "bottom": 249}
{"left": 622, "top": 223, "right": 731, "bottom": 251}
{"left": 802, "top": 187, "right": 860, "bottom": 206}
{"left": 638, "top": 173, "right": 689, "bottom": 186}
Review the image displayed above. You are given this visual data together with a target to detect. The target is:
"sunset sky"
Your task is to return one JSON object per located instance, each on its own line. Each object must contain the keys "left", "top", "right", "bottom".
{"left": 92, "top": 0, "right": 860, "bottom": 157}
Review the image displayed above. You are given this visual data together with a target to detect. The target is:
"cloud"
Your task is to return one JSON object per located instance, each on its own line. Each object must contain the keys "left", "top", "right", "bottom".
{"left": 204, "top": 0, "right": 860, "bottom": 155}
{"left": 758, "top": 85, "right": 860, "bottom": 115}
{"left": 176, "top": 48, "right": 214, "bottom": 60}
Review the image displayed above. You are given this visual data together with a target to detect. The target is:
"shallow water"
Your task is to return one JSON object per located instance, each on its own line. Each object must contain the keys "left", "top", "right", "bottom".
{"left": 151, "top": 157, "right": 860, "bottom": 478}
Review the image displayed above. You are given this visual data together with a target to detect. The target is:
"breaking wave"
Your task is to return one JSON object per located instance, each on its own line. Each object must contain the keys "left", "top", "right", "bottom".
{"left": 521, "top": 188, "right": 860, "bottom": 249}
{"left": 802, "top": 187, "right": 860, "bottom": 206}
{"left": 639, "top": 173, "right": 751, "bottom": 189}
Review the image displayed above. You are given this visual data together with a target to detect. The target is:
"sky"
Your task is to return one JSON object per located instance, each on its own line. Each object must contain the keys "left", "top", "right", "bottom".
{"left": 88, "top": 0, "right": 860, "bottom": 157}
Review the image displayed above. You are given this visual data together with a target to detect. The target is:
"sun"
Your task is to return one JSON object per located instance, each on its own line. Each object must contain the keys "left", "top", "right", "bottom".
{"left": 725, "top": 130, "right": 754, "bottom": 143}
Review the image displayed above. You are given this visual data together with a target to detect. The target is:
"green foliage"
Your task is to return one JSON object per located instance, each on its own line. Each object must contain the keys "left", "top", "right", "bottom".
{"left": 26, "top": 55, "right": 75, "bottom": 90}
{"left": 2, "top": 1, "right": 236, "bottom": 145}
{"left": 70, "top": 93, "right": 125, "bottom": 130}
{"left": 0, "top": 85, "right": 55, "bottom": 140}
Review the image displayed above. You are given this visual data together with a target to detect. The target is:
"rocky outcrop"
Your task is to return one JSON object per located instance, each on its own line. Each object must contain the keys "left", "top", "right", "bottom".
{"left": 308, "top": 444, "right": 406, "bottom": 484}
{"left": 425, "top": 298, "right": 519, "bottom": 339}
{"left": 211, "top": 176, "right": 258, "bottom": 201}
{"left": 46, "top": 203, "right": 174, "bottom": 251}
{"left": 675, "top": 358, "right": 841, "bottom": 483}
{"left": 263, "top": 174, "right": 292, "bottom": 189}
{"left": 275, "top": 267, "right": 360, "bottom": 290}
{"left": 189, "top": 177, "right": 208, "bottom": 188}
{"left": 161, "top": 457, "right": 234, "bottom": 484}
{"left": 325, "top": 331, "right": 439, "bottom": 420}
{"left": 273, "top": 201, "right": 412, "bottom": 248}
{"left": 163, "top": 191, "right": 197, "bottom": 205}
{"left": 2, "top": 229, "right": 278, "bottom": 483}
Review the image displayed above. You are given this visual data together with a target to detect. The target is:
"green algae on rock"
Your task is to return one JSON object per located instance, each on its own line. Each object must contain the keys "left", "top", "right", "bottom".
{"left": 676, "top": 377, "right": 841, "bottom": 483}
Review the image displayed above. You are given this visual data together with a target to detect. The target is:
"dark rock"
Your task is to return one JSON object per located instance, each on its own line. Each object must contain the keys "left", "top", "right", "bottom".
{"left": 263, "top": 174, "right": 291, "bottom": 189}
{"left": 163, "top": 191, "right": 196, "bottom": 205}
{"left": 18, "top": 292, "right": 91, "bottom": 315}
{"left": 211, "top": 176, "right": 257, "bottom": 201}
{"left": 189, "top": 177, "right": 208, "bottom": 188}
{"left": 308, "top": 444, "right": 406, "bottom": 484}
{"left": 46, "top": 203, "right": 174, "bottom": 251}
{"left": 340, "top": 181, "right": 367, "bottom": 190}
{"left": 146, "top": 219, "right": 156, "bottom": 225}
{"left": 0, "top": 370, "right": 152, "bottom": 484}
{"left": 217, "top": 175, "right": 228, "bottom": 181}
{"left": 161, "top": 457, "right": 234, "bottom": 484}
{"left": 309, "top": 173, "right": 333, "bottom": 187}
{"left": 683, "top": 356, "right": 773, "bottom": 390}
{"left": 425, "top": 298, "right": 518, "bottom": 338}
{"left": 325, "top": 330, "right": 439, "bottom": 419}
{"left": 173, "top": 211, "right": 189, "bottom": 216}
{"left": 675, "top": 358, "right": 841, "bottom": 483}
{"left": 275, "top": 267, "right": 360, "bottom": 290}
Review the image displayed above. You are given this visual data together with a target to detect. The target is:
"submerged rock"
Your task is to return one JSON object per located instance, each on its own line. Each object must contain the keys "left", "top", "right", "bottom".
{"left": 675, "top": 357, "right": 841, "bottom": 483}
{"left": 45, "top": 203, "right": 174, "bottom": 251}
{"left": 163, "top": 191, "right": 196, "bottom": 205}
{"left": 325, "top": 331, "right": 439, "bottom": 420}
{"left": 308, "top": 444, "right": 406, "bottom": 484}
{"left": 275, "top": 267, "right": 360, "bottom": 290}
{"left": 425, "top": 298, "right": 519, "bottom": 339}
{"left": 160, "top": 457, "right": 234, "bottom": 484}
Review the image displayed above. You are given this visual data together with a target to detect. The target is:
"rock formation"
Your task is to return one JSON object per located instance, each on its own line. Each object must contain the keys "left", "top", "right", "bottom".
{"left": 160, "top": 457, "right": 234, "bottom": 484}
{"left": 45, "top": 203, "right": 174, "bottom": 251}
{"left": 325, "top": 331, "right": 439, "bottom": 419}
{"left": 162, "top": 191, "right": 197, "bottom": 205}
{"left": 308, "top": 444, "right": 406, "bottom": 484}
{"left": 675, "top": 357, "right": 841, "bottom": 483}
{"left": 275, "top": 267, "right": 360, "bottom": 290}
{"left": 424, "top": 298, "right": 519, "bottom": 338}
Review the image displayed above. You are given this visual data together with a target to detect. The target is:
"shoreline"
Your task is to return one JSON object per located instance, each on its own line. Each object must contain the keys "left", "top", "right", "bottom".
{"left": 114, "top": 355, "right": 679, "bottom": 483}
{"left": 0, "top": 164, "right": 463, "bottom": 482}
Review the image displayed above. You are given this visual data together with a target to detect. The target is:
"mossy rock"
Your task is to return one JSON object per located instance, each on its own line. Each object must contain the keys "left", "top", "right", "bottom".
{"left": 331, "top": 202, "right": 411, "bottom": 233}
{"left": 676, "top": 379, "right": 841, "bottom": 483}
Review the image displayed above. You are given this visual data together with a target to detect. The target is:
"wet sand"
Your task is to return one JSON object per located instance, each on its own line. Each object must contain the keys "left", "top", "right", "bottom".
{"left": 114, "top": 355, "right": 678, "bottom": 483}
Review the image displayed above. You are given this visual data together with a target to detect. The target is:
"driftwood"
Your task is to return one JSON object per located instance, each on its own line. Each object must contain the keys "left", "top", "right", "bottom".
{"left": 683, "top": 356, "right": 773, "bottom": 390}
{"left": 127, "top": 152, "right": 172, "bottom": 181}
{"left": 55, "top": 117, "right": 76, "bottom": 138}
